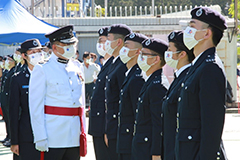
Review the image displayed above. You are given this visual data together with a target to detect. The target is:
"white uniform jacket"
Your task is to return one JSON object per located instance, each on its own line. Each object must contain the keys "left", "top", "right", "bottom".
{"left": 29, "top": 53, "right": 86, "bottom": 148}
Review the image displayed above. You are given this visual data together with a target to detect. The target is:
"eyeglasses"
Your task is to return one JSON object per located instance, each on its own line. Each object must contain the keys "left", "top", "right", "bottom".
{"left": 139, "top": 51, "right": 158, "bottom": 58}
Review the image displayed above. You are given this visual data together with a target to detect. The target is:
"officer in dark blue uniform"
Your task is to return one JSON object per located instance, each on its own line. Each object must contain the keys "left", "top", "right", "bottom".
{"left": 104, "top": 24, "right": 131, "bottom": 160}
{"left": 9, "top": 39, "right": 43, "bottom": 160}
{"left": 14, "top": 47, "right": 26, "bottom": 73}
{"left": 132, "top": 38, "right": 169, "bottom": 160}
{"left": 162, "top": 31, "right": 194, "bottom": 160}
{"left": 175, "top": 7, "right": 227, "bottom": 160}
{"left": 1, "top": 54, "right": 16, "bottom": 147}
{"left": 117, "top": 33, "right": 147, "bottom": 160}
{"left": 88, "top": 26, "right": 113, "bottom": 160}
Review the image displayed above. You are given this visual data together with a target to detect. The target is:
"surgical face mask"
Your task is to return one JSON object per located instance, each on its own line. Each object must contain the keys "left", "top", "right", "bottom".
{"left": 0, "top": 62, "right": 4, "bottom": 68}
{"left": 28, "top": 52, "right": 42, "bottom": 66}
{"left": 14, "top": 53, "right": 22, "bottom": 63}
{"left": 90, "top": 58, "right": 94, "bottom": 63}
{"left": 183, "top": 26, "right": 206, "bottom": 50}
{"left": 43, "top": 51, "right": 50, "bottom": 59}
{"left": 164, "top": 51, "right": 180, "bottom": 69}
{"left": 119, "top": 46, "right": 137, "bottom": 64}
{"left": 86, "top": 59, "right": 90, "bottom": 64}
{"left": 137, "top": 54, "right": 155, "bottom": 72}
{"left": 56, "top": 44, "right": 77, "bottom": 59}
{"left": 72, "top": 54, "right": 77, "bottom": 59}
{"left": 4, "top": 60, "right": 10, "bottom": 70}
{"left": 38, "top": 51, "right": 45, "bottom": 61}
{"left": 96, "top": 43, "right": 107, "bottom": 57}
{"left": 105, "top": 40, "right": 117, "bottom": 56}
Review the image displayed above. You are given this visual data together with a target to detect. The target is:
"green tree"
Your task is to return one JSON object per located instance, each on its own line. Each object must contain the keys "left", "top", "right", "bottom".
{"left": 228, "top": 0, "right": 240, "bottom": 19}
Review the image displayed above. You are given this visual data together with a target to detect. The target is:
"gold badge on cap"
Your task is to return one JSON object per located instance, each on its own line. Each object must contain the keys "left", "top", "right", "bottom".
{"left": 196, "top": 8, "right": 202, "bottom": 17}
{"left": 129, "top": 33, "right": 135, "bottom": 39}
{"left": 145, "top": 39, "right": 151, "bottom": 46}
{"left": 170, "top": 32, "right": 175, "bottom": 39}
{"left": 33, "top": 40, "right": 38, "bottom": 46}
{"left": 100, "top": 29, "right": 103, "bottom": 34}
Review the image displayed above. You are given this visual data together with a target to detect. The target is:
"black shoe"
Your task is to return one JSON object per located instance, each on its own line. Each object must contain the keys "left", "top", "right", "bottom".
{"left": 3, "top": 139, "right": 11, "bottom": 147}
{"left": 0, "top": 137, "right": 9, "bottom": 143}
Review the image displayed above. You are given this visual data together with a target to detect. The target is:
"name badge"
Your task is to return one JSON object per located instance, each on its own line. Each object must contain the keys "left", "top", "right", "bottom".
{"left": 22, "top": 85, "right": 29, "bottom": 89}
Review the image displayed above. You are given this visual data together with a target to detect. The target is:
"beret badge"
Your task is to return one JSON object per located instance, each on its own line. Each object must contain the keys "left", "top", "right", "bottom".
{"left": 196, "top": 8, "right": 203, "bottom": 17}
{"left": 129, "top": 33, "right": 135, "bottom": 39}
{"left": 100, "top": 29, "right": 103, "bottom": 34}
{"left": 145, "top": 39, "right": 151, "bottom": 46}
{"left": 170, "top": 32, "right": 175, "bottom": 39}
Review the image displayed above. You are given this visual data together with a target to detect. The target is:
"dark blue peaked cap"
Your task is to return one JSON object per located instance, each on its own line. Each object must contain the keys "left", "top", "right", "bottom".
{"left": 45, "top": 25, "right": 77, "bottom": 44}
{"left": 124, "top": 33, "right": 148, "bottom": 44}
{"left": 191, "top": 7, "right": 227, "bottom": 31}
{"left": 108, "top": 24, "right": 132, "bottom": 36}
{"left": 142, "top": 38, "right": 168, "bottom": 56}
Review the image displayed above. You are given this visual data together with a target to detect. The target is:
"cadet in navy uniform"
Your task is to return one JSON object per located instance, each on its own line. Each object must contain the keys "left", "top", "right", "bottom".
{"left": 132, "top": 38, "right": 169, "bottom": 160}
{"left": 1, "top": 54, "right": 16, "bottom": 147}
{"left": 88, "top": 27, "right": 112, "bottom": 160}
{"left": 175, "top": 7, "right": 227, "bottom": 160}
{"left": 13, "top": 47, "right": 26, "bottom": 73}
{"left": 104, "top": 24, "right": 131, "bottom": 160}
{"left": 117, "top": 33, "right": 147, "bottom": 160}
{"left": 162, "top": 31, "right": 194, "bottom": 160}
{"left": 9, "top": 39, "right": 43, "bottom": 160}
{"left": 29, "top": 25, "right": 85, "bottom": 160}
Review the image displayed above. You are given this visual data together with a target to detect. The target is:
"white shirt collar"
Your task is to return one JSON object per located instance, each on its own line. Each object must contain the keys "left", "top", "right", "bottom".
{"left": 175, "top": 63, "right": 191, "bottom": 78}
{"left": 192, "top": 51, "right": 204, "bottom": 65}
{"left": 28, "top": 67, "right": 32, "bottom": 74}
{"left": 112, "top": 55, "right": 119, "bottom": 64}
{"left": 103, "top": 57, "right": 111, "bottom": 66}
{"left": 125, "top": 67, "right": 133, "bottom": 77}
{"left": 144, "top": 74, "right": 152, "bottom": 82}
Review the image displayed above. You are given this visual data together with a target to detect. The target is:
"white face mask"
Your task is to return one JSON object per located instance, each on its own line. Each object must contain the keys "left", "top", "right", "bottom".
{"left": 105, "top": 40, "right": 117, "bottom": 56}
{"left": 183, "top": 26, "right": 205, "bottom": 50}
{"left": 0, "top": 62, "right": 4, "bottom": 69}
{"left": 56, "top": 44, "right": 77, "bottom": 59}
{"left": 119, "top": 46, "right": 137, "bottom": 64}
{"left": 96, "top": 43, "right": 107, "bottom": 57}
{"left": 43, "top": 51, "right": 50, "bottom": 59}
{"left": 137, "top": 54, "right": 155, "bottom": 72}
{"left": 164, "top": 51, "right": 180, "bottom": 69}
{"left": 14, "top": 53, "right": 22, "bottom": 63}
{"left": 28, "top": 52, "right": 43, "bottom": 66}
{"left": 86, "top": 59, "right": 90, "bottom": 64}
{"left": 4, "top": 60, "right": 10, "bottom": 70}
{"left": 72, "top": 54, "right": 77, "bottom": 59}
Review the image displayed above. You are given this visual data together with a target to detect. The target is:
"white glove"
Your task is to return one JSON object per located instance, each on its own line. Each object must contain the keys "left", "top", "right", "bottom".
{"left": 35, "top": 139, "right": 49, "bottom": 152}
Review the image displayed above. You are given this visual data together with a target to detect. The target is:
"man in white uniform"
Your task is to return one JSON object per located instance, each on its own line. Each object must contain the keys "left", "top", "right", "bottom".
{"left": 29, "top": 25, "right": 86, "bottom": 160}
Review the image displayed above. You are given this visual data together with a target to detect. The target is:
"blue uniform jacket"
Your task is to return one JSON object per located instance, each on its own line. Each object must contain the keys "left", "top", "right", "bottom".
{"left": 117, "top": 64, "right": 144, "bottom": 154}
{"left": 9, "top": 68, "right": 34, "bottom": 144}
{"left": 132, "top": 69, "right": 167, "bottom": 160}
{"left": 88, "top": 56, "right": 114, "bottom": 137}
{"left": 105, "top": 57, "right": 127, "bottom": 139}
{"left": 162, "top": 67, "right": 189, "bottom": 160}
{"left": 175, "top": 47, "right": 226, "bottom": 160}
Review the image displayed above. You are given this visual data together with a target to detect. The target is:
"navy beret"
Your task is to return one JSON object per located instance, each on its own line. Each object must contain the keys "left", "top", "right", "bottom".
{"left": 168, "top": 31, "right": 191, "bottom": 51}
{"left": 20, "top": 39, "right": 44, "bottom": 53}
{"left": 142, "top": 38, "right": 168, "bottom": 56}
{"left": 98, "top": 27, "right": 108, "bottom": 36}
{"left": 124, "top": 33, "right": 148, "bottom": 44}
{"left": 108, "top": 24, "right": 132, "bottom": 36}
{"left": 191, "top": 7, "right": 227, "bottom": 31}
{"left": 45, "top": 25, "right": 77, "bottom": 44}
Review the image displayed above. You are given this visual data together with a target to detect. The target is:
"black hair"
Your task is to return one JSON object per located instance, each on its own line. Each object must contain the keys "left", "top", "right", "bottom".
{"left": 207, "top": 24, "right": 223, "bottom": 46}
{"left": 174, "top": 42, "right": 195, "bottom": 62}
{"left": 83, "top": 51, "right": 90, "bottom": 59}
